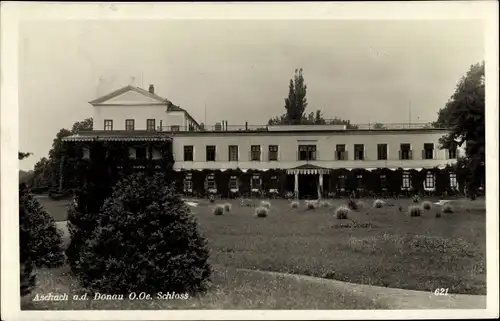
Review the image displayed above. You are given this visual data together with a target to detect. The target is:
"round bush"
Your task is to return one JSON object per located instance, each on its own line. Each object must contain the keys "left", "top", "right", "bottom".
{"left": 408, "top": 205, "right": 422, "bottom": 217}
{"left": 335, "top": 206, "right": 350, "bottom": 220}
{"left": 260, "top": 200, "right": 271, "bottom": 209}
{"left": 76, "top": 173, "right": 211, "bottom": 295}
{"left": 373, "top": 199, "right": 385, "bottom": 209}
{"left": 213, "top": 204, "right": 225, "bottom": 216}
{"left": 223, "top": 203, "right": 232, "bottom": 212}
{"left": 421, "top": 201, "right": 433, "bottom": 211}
{"left": 306, "top": 200, "right": 317, "bottom": 210}
{"left": 19, "top": 185, "right": 65, "bottom": 268}
{"left": 290, "top": 200, "right": 299, "bottom": 209}
{"left": 254, "top": 206, "right": 268, "bottom": 218}
{"left": 442, "top": 203, "right": 454, "bottom": 213}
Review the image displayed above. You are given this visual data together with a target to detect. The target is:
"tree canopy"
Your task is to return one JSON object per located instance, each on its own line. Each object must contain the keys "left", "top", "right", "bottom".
{"left": 29, "top": 118, "right": 93, "bottom": 189}
{"left": 268, "top": 69, "right": 357, "bottom": 128}
{"left": 433, "top": 62, "right": 485, "bottom": 196}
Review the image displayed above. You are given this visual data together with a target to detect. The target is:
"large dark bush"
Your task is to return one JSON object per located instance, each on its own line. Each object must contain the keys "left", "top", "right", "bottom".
{"left": 19, "top": 184, "right": 65, "bottom": 268}
{"left": 19, "top": 185, "right": 36, "bottom": 296}
{"left": 76, "top": 172, "right": 211, "bottom": 295}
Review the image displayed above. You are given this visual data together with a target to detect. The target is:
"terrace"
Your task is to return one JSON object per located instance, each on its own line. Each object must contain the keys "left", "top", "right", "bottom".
{"left": 156, "top": 122, "right": 447, "bottom": 133}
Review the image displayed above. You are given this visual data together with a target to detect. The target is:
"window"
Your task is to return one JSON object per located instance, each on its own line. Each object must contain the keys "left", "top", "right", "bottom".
{"left": 269, "top": 175, "right": 279, "bottom": 189}
{"left": 125, "top": 119, "right": 135, "bottom": 131}
{"left": 206, "top": 174, "right": 216, "bottom": 190}
{"left": 377, "top": 144, "right": 388, "bottom": 160}
{"left": 228, "top": 145, "right": 239, "bottom": 161}
{"left": 146, "top": 119, "right": 156, "bottom": 131}
{"left": 206, "top": 145, "right": 216, "bottom": 161}
{"left": 183, "top": 173, "right": 193, "bottom": 193}
{"left": 135, "top": 147, "right": 147, "bottom": 160}
{"left": 171, "top": 125, "right": 180, "bottom": 132}
{"left": 269, "top": 145, "right": 279, "bottom": 161}
{"left": 338, "top": 175, "right": 346, "bottom": 191}
{"left": 336, "top": 144, "right": 347, "bottom": 160}
{"left": 423, "top": 143, "right": 434, "bottom": 160}
{"left": 402, "top": 172, "right": 411, "bottom": 190}
{"left": 450, "top": 173, "right": 458, "bottom": 189}
{"left": 400, "top": 144, "right": 412, "bottom": 160}
{"left": 183, "top": 146, "right": 194, "bottom": 161}
{"left": 229, "top": 176, "right": 239, "bottom": 190}
{"left": 380, "top": 174, "right": 388, "bottom": 190}
{"left": 424, "top": 171, "right": 435, "bottom": 189}
{"left": 356, "top": 174, "right": 363, "bottom": 189}
{"left": 104, "top": 119, "right": 113, "bottom": 131}
{"left": 298, "top": 145, "right": 317, "bottom": 161}
{"left": 354, "top": 144, "right": 365, "bottom": 160}
{"left": 250, "top": 145, "right": 261, "bottom": 161}
{"left": 251, "top": 174, "right": 261, "bottom": 190}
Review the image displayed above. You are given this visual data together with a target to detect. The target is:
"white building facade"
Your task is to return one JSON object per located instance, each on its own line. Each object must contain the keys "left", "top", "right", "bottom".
{"left": 64, "top": 85, "right": 464, "bottom": 198}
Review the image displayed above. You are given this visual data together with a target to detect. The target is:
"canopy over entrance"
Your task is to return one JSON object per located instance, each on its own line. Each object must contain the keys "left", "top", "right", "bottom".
{"left": 287, "top": 164, "right": 330, "bottom": 175}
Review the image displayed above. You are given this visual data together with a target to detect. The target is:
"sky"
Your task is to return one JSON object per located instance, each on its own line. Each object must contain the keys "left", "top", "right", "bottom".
{"left": 19, "top": 19, "right": 484, "bottom": 170}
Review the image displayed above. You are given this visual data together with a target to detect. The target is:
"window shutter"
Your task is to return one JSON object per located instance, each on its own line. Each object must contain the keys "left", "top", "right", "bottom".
{"left": 316, "top": 149, "right": 319, "bottom": 160}
{"left": 399, "top": 150, "right": 402, "bottom": 160}
{"left": 409, "top": 150, "right": 413, "bottom": 160}
{"left": 445, "top": 150, "right": 449, "bottom": 160}
{"left": 421, "top": 149, "right": 425, "bottom": 159}
{"left": 456, "top": 149, "right": 460, "bottom": 158}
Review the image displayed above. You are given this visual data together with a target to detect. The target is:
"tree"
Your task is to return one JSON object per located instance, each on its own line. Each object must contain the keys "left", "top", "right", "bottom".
{"left": 18, "top": 152, "right": 31, "bottom": 160}
{"left": 30, "top": 118, "right": 93, "bottom": 190}
{"left": 268, "top": 69, "right": 357, "bottom": 128}
{"left": 19, "top": 185, "right": 36, "bottom": 296}
{"left": 75, "top": 172, "right": 211, "bottom": 295}
{"left": 433, "top": 62, "right": 485, "bottom": 196}
{"left": 71, "top": 117, "right": 93, "bottom": 134}
{"left": 373, "top": 123, "right": 386, "bottom": 129}
{"left": 20, "top": 187, "right": 65, "bottom": 268}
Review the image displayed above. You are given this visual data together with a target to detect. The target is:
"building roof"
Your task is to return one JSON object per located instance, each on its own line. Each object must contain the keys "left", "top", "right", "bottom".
{"left": 62, "top": 130, "right": 172, "bottom": 142}
{"left": 88, "top": 85, "right": 200, "bottom": 127}
{"left": 89, "top": 85, "right": 168, "bottom": 105}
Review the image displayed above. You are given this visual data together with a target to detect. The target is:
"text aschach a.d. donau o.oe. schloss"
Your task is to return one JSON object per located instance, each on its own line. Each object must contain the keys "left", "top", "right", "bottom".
{"left": 32, "top": 291, "right": 190, "bottom": 301}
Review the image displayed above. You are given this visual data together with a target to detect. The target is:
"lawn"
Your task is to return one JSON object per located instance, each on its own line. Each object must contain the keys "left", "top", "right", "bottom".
{"left": 27, "top": 195, "right": 486, "bottom": 310}
{"left": 194, "top": 197, "right": 486, "bottom": 295}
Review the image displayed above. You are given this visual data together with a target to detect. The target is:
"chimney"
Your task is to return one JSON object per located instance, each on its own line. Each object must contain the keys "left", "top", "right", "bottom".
{"left": 148, "top": 84, "right": 155, "bottom": 94}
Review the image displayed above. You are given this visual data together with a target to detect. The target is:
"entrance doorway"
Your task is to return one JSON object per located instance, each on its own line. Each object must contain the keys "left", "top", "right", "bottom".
{"left": 298, "top": 174, "right": 318, "bottom": 199}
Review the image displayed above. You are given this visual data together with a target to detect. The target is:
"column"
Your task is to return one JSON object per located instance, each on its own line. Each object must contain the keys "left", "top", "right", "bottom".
{"left": 294, "top": 171, "right": 299, "bottom": 199}
{"left": 318, "top": 173, "right": 323, "bottom": 200}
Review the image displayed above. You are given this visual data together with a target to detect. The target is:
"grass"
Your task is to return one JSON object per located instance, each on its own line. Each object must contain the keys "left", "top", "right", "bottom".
{"left": 23, "top": 265, "right": 385, "bottom": 310}
{"left": 36, "top": 196, "right": 486, "bottom": 302}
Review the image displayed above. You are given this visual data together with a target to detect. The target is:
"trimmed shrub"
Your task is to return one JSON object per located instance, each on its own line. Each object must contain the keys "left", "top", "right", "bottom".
{"left": 347, "top": 199, "right": 358, "bottom": 210}
{"left": 76, "top": 173, "right": 211, "bottom": 295}
{"left": 320, "top": 200, "right": 332, "bottom": 208}
{"left": 223, "top": 203, "right": 232, "bottom": 212}
{"left": 254, "top": 206, "right": 269, "bottom": 218}
{"left": 408, "top": 205, "right": 422, "bottom": 217}
{"left": 421, "top": 201, "right": 433, "bottom": 211}
{"left": 290, "top": 200, "right": 299, "bottom": 209}
{"left": 19, "top": 185, "right": 36, "bottom": 296}
{"left": 442, "top": 203, "right": 454, "bottom": 213}
{"left": 306, "top": 200, "right": 317, "bottom": 210}
{"left": 373, "top": 199, "right": 385, "bottom": 208}
{"left": 260, "top": 200, "right": 271, "bottom": 209}
{"left": 335, "top": 206, "right": 350, "bottom": 220}
{"left": 213, "top": 204, "right": 225, "bottom": 216}
{"left": 19, "top": 185, "right": 65, "bottom": 268}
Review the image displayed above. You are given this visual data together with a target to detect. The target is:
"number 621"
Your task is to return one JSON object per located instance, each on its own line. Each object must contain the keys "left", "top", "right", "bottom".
{"left": 434, "top": 288, "right": 449, "bottom": 296}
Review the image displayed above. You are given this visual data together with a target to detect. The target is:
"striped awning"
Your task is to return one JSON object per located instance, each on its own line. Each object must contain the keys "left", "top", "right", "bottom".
{"left": 287, "top": 168, "right": 330, "bottom": 175}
